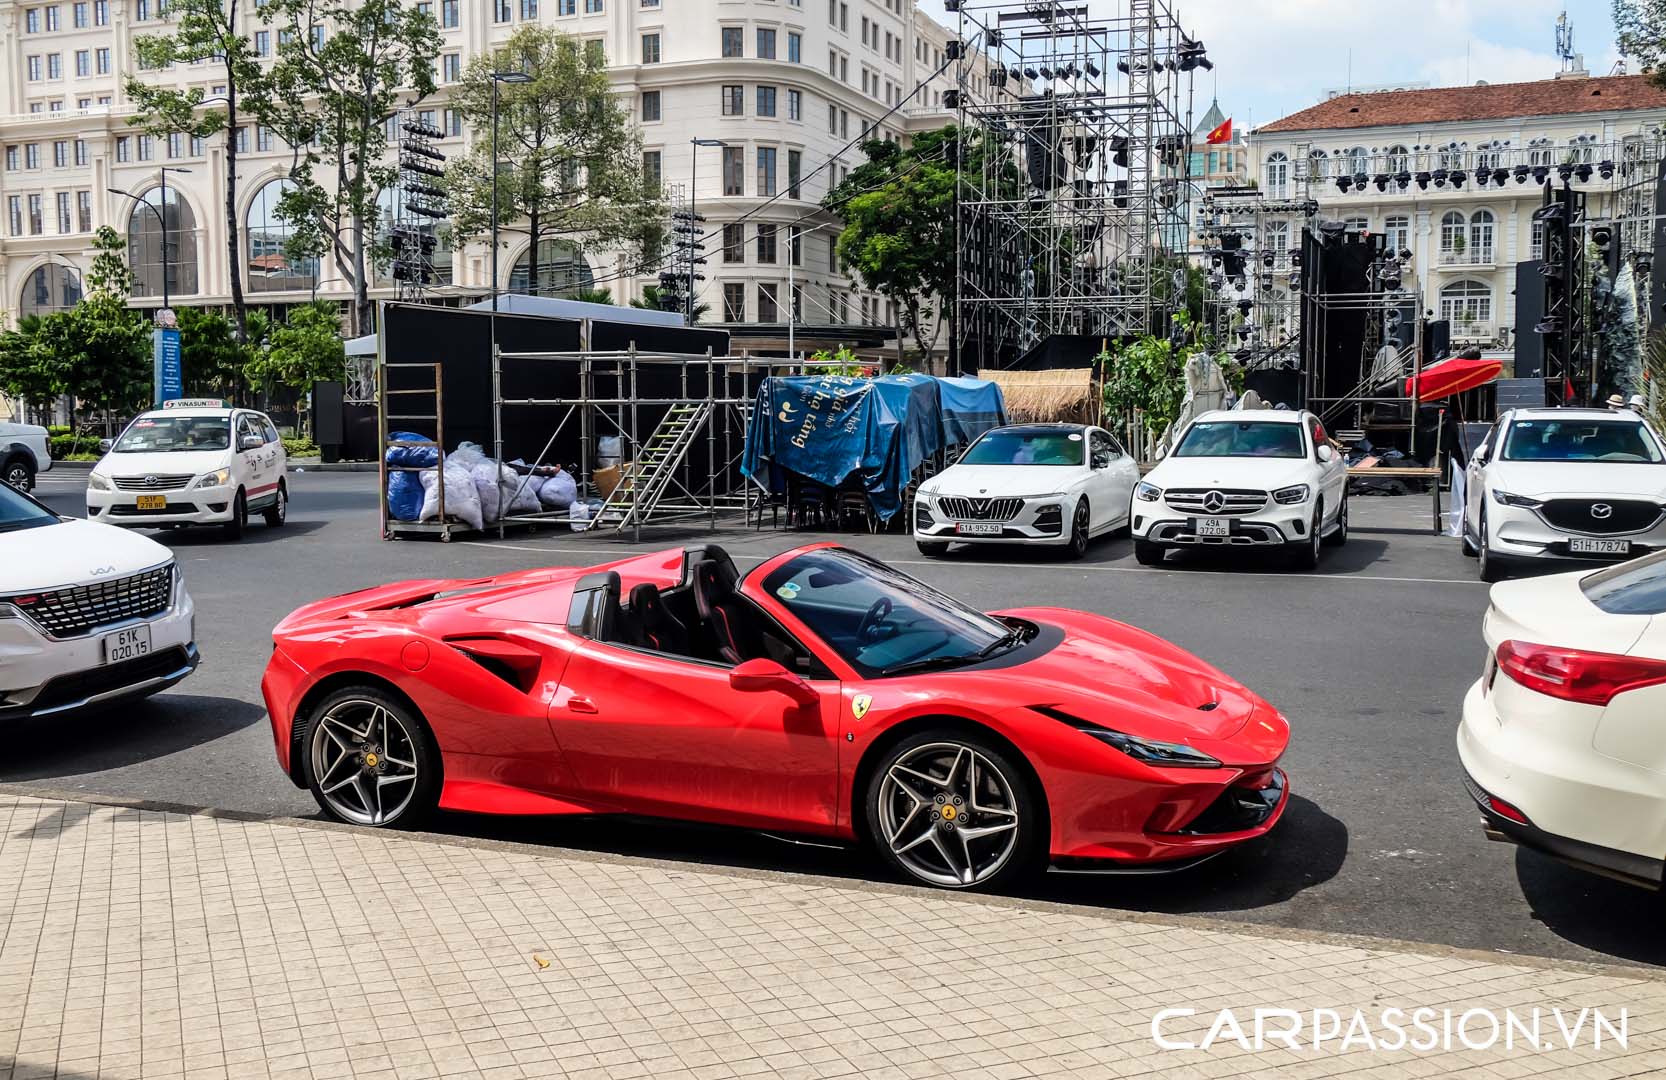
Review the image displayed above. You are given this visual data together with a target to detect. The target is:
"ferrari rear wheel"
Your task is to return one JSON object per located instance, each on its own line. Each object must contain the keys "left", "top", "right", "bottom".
{"left": 303, "top": 688, "right": 439, "bottom": 829}
{"left": 868, "top": 732, "right": 1041, "bottom": 890}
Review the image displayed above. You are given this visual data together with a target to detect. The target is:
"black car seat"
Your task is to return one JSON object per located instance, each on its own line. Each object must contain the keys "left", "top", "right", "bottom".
{"left": 629, "top": 582, "right": 690, "bottom": 656}
{"left": 689, "top": 553, "right": 749, "bottom": 664}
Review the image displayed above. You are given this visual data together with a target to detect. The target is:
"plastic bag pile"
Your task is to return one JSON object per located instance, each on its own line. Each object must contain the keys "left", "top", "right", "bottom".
{"left": 386, "top": 435, "right": 576, "bottom": 531}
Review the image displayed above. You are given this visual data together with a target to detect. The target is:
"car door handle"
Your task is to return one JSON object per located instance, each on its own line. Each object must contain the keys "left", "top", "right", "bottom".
{"left": 567, "top": 696, "right": 599, "bottom": 714}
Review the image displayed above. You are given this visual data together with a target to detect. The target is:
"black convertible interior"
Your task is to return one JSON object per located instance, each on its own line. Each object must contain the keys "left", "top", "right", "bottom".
{"left": 566, "top": 546, "right": 823, "bottom": 674}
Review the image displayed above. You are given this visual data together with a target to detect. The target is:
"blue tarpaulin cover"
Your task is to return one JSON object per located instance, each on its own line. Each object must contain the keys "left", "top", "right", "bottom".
{"left": 741, "top": 373, "right": 1006, "bottom": 521}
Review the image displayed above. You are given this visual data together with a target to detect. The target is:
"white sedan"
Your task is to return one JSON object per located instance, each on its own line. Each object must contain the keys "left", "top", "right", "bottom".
{"left": 1458, "top": 554, "right": 1666, "bottom": 889}
{"left": 912, "top": 423, "right": 1139, "bottom": 558}
{"left": 1463, "top": 407, "right": 1666, "bottom": 582}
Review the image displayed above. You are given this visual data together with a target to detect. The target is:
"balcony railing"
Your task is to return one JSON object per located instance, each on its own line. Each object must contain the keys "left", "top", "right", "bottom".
{"left": 1447, "top": 321, "right": 1497, "bottom": 340}
{"left": 1437, "top": 247, "right": 1495, "bottom": 266}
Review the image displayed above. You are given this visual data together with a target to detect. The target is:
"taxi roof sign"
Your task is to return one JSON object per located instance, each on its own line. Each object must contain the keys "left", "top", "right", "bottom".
{"left": 160, "top": 398, "right": 230, "bottom": 410}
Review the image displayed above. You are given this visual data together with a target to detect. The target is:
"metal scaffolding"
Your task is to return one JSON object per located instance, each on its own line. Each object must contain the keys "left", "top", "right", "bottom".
{"left": 950, "top": 0, "right": 1202, "bottom": 368}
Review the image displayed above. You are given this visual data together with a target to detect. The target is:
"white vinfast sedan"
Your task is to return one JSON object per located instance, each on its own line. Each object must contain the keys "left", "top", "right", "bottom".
{"left": 1458, "top": 555, "right": 1666, "bottom": 889}
{"left": 0, "top": 480, "right": 198, "bottom": 720}
{"left": 912, "top": 423, "right": 1139, "bottom": 558}
{"left": 1463, "top": 408, "right": 1666, "bottom": 582}
{"left": 1132, "top": 409, "right": 1349, "bottom": 569}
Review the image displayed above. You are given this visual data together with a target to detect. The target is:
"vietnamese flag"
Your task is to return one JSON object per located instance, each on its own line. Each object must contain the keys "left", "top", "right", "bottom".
{"left": 1206, "top": 118, "right": 1233, "bottom": 145}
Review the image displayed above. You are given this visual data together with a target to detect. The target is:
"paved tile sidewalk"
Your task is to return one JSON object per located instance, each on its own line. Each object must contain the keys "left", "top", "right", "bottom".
{"left": 2, "top": 792, "right": 1664, "bottom": 1080}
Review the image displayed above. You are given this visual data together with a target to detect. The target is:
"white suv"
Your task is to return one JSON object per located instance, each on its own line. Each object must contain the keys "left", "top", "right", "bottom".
{"left": 0, "top": 480, "right": 197, "bottom": 720}
{"left": 1, "top": 421, "right": 51, "bottom": 491}
{"left": 1132, "top": 409, "right": 1350, "bottom": 568}
{"left": 1462, "top": 407, "right": 1666, "bottom": 582}
{"left": 86, "top": 400, "right": 288, "bottom": 539}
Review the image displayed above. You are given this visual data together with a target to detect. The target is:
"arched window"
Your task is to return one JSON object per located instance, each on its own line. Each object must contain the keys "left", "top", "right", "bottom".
{"left": 126, "top": 187, "right": 199, "bottom": 298}
{"left": 1307, "top": 148, "right": 1328, "bottom": 179}
{"left": 1439, "top": 210, "right": 1467, "bottom": 263}
{"left": 1469, "top": 209, "right": 1495, "bottom": 263}
{"left": 509, "top": 239, "right": 595, "bottom": 297}
{"left": 246, "top": 178, "right": 318, "bottom": 293}
{"left": 1264, "top": 151, "right": 1288, "bottom": 197}
{"left": 1567, "top": 135, "right": 1596, "bottom": 164}
{"left": 1384, "top": 215, "right": 1410, "bottom": 254}
{"left": 19, "top": 263, "right": 82, "bottom": 318}
{"left": 1436, "top": 142, "right": 1464, "bottom": 170}
{"left": 1528, "top": 137, "right": 1554, "bottom": 167}
{"left": 1346, "top": 146, "right": 1368, "bottom": 175}
{"left": 1439, "top": 280, "right": 1492, "bottom": 329}
{"left": 1385, "top": 145, "right": 1410, "bottom": 172}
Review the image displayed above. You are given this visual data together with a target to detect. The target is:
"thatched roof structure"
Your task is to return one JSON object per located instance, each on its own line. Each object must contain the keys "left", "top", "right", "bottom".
{"left": 981, "top": 368, "right": 1099, "bottom": 424}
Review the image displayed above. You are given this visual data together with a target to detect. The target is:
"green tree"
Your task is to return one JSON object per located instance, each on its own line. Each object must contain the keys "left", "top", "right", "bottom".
{"left": 567, "top": 287, "right": 614, "bottom": 305}
{"left": 175, "top": 307, "right": 248, "bottom": 398}
{"left": 0, "top": 315, "right": 67, "bottom": 410}
{"left": 1616, "top": 1, "right": 1666, "bottom": 89}
{"left": 245, "top": 301, "right": 346, "bottom": 395}
{"left": 127, "top": 0, "right": 271, "bottom": 342}
{"left": 442, "top": 26, "right": 663, "bottom": 299}
{"left": 631, "top": 284, "right": 708, "bottom": 323}
{"left": 825, "top": 128, "right": 963, "bottom": 359}
{"left": 264, "top": 0, "right": 442, "bottom": 334}
{"left": 61, "top": 228, "right": 152, "bottom": 421}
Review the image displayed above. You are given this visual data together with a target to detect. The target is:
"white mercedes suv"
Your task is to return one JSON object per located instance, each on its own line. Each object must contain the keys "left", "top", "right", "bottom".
{"left": 0, "top": 480, "right": 198, "bottom": 720}
{"left": 1132, "top": 409, "right": 1350, "bottom": 569}
{"left": 1462, "top": 407, "right": 1666, "bottom": 582}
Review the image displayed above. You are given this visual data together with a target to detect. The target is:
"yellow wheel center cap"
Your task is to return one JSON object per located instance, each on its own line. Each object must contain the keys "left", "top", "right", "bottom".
{"left": 940, "top": 805, "right": 957, "bottom": 821}
{"left": 363, "top": 752, "right": 379, "bottom": 768}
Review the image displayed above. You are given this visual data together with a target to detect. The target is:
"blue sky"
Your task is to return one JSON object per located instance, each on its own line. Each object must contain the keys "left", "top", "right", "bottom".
{"left": 916, "top": 1, "right": 1625, "bottom": 130}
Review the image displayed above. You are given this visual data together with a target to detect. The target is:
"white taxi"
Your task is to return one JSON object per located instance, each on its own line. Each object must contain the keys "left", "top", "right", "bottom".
{"left": 86, "top": 399, "right": 288, "bottom": 539}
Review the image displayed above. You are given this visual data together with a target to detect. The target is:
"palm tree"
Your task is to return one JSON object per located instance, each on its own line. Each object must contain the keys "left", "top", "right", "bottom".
{"left": 566, "top": 287, "right": 615, "bottom": 305}
{"left": 630, "top": 284, "right": 709, "bottom": 324}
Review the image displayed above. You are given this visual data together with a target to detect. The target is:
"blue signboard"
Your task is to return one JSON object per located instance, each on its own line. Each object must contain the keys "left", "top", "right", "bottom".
{"left": 153, "top": 327, "right": 183, "bottom": 405}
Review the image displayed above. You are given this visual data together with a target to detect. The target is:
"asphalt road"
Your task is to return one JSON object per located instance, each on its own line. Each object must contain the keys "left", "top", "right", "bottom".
{"left": 19, "top": 468, "right": 1666, "bottom": 970}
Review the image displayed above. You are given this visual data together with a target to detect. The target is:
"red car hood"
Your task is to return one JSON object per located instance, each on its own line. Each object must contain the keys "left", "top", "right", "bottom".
{"left": 989, "top": 607, "right": 1283, "bottom": 756}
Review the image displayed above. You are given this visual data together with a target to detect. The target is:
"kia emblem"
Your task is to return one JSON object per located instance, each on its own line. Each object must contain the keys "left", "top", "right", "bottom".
{"left": 1591, "top": 503, "right": 1613, "bottom": 519}
{"left": 1202, "top": 490, "right": 1226, "bottom": 513}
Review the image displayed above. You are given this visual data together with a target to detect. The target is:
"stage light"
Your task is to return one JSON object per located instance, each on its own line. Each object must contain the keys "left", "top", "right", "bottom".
{"left": 1024, "top": 67, "right": 1038, "bottom": 79}
{"left": 1534, "top": 315, "right": 1563, "bottom": 334}
{"left": 1493, "top": 168, "right": 1509, "bottom": 185}
{"left": 1593, "top": 226, "right": 1612, "bottom": 249}
{"left": 1431, "top": 168, "right": 1448, "bottom": 188}
{"left": 1237, "top": 299, "right": 1253, "bottom": 316}
{"left": 1599, "top": 160, "right": 1615, "bottom": 179}
{"left": 1532, "top": 165, "right": 1549, "bottom": 183}
{"left": 1382, "top": 272, "right": 1401, "bottom": 290}
{"left": 1336, "top": 176, "right": 1352, "bottom": 192}
{"left": 1085, "top": 61, "right": 1101, "bottom": 77}
{"left": 1373, "top": 173, "right": 1390, "bottom": 191}
{"left": 1061, "top": 63, "right": 1078, "bottom": 79}
{"left": 1261, "top": 251, "right": 1275, "bottom": 268}
{"left": 1354, "top": 172, "right": 1369, "bottom": 190}
{"left": 1395, "top": 171, "right": 1411, "bottom": 189}
{"left": 1116, "top": 59, "right": 1129, "bottom": 75}
{"left": 1474, "top": 170, "right": 1488, "bottom": 187}
{"left": 1288, "top": 272, "right": 1301, "bottom": 289}
{"left": 1532, "top": 202, "right": 1565, "bottom": 223}
{"left": 1399, "top": 247, "right": 1412, "bottom": 260}
{"left": 1449, "top": 169, "right": 1466, "bottom": 188}
{"left": 1574, "top": 163, "right": 1592, "bottom": 182}
{"left": 1038, "top": 65, "right": 1054, "bottom": 78}
{"left": 1513, "top": 165, "right": 1529, "bottom": 183}
{"left": 1557, "top": 163, "right": 1573, "bottom": 181}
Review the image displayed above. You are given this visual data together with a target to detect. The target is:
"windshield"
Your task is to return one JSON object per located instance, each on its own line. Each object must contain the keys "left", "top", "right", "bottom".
{"left": 0, "top": 482, "right": 59, "bottom": 533}
{"left": 763, "top": 547, "right": 1011, "bottom": 676}
{"left": 1582, "top": 553, "right": 1666, "bottom": 615}
{"left": 960, "top": 429, "right": 1084, "bottom": 466}
{"left": 1502, "top": 419, "right": 1663, "bottom": 463}
{"left": 1174, "top": 421, "right": 1305, "bottom": 458}
{"left": 113, "top": 415, "right": 231, "bottom": 453}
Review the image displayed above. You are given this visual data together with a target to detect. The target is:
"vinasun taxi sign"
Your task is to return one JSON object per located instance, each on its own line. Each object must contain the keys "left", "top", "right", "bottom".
{"left": 160, "top": 399, "right": 231, "bottom": 410}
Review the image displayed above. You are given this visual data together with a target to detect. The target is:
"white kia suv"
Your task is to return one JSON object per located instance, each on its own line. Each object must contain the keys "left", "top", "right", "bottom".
{"left": 0, "top": 480, "right": 198, "bottom": 720}
{"left": 1458, "top": 555, "right": 1666, "bottom": 889}
{"left": 86, "top": 399, "right": 288, "bottom": 539}
{"left": 1462, "top": 407, "right": 1666, "bottom": 582}
{"left": 1132, "top": 409, "right": 1350, "bottom": 568}
{"left": 913, "top": 424, "right": 1140, "bottom": 559}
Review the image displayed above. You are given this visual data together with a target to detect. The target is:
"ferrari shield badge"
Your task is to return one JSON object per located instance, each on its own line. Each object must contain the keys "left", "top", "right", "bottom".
{"left": 851, "top": 694, "right": 872, "bottom": 720}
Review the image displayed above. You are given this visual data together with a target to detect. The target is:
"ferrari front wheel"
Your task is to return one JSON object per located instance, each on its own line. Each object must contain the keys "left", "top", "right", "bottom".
{"left": 302, "top": 687, "right": 440, "bottom": 829}
{"left": 867, "top": 731, "right": 1042, "bottom": 890}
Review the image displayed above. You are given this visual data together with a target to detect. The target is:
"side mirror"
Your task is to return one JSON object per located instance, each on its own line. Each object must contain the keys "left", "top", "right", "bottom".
{"left": 1316, "top": 444, "right": 1335, "bottom": 463}
{"left": 729, "top": 657, "right": 818, "bottom": 706}
{"left": 97, "top": 439, "right": 112, "bottom": 454}
{"left": 239, "top": 433, "right": 264, "bottom": 451}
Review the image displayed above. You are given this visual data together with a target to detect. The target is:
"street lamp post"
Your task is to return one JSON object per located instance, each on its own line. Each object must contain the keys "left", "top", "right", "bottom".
{"left": 689, "top": 138, "right": 725, "bottom": 322}
{"left": 489, "top": 71, "right": 533, "bottom": 314}
{"left": 107, "top": 165, "right": 191, "bottom": 315}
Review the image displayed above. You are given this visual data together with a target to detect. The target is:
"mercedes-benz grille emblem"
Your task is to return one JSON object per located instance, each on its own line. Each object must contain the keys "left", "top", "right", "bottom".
{"left": 1202, "top": 490, "right": 1227, "bottom": 513}
{"left": 1591, "top": 503, "right": 1614, "bottom": 519}
{"left": 144, "top": 475, "right": 159, "bottom": 488}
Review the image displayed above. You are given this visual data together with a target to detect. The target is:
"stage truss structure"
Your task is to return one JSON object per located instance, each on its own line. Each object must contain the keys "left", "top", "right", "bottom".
{"left": 950, "top": 0, "right": 1204, "bottom": 368}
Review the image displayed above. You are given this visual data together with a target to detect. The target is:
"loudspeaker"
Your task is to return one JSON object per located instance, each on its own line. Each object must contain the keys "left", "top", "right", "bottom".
{"left": 312, "top": 380, "right": 344, "bottom": 445}
{"left": 1513, "top": 261, "right": 1545, "bottom": 378}
{"left": 1422, "top": 318, "right": 1450, "bottom": 365}
{"left": 1653, "top": 156, "right": 1666, "bottom": 323}
{"left": 1300, "top": 225, "right": 1385, "bottom": 406}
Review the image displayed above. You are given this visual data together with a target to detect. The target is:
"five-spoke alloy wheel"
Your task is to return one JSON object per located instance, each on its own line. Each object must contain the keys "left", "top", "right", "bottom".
{"left": 868, "top": 732, "right": 1040, "bottom": 889}
{"left": 304, "top": 689, "right": 438, "bottom": 828}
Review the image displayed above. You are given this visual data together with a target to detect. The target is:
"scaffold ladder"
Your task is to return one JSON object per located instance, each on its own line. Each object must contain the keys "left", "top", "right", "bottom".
{"left": 594, "top": 402, "right": 712, "bottom": 531}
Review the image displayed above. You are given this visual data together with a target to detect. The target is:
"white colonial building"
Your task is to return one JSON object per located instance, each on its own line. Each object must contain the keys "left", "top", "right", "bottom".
{"left": 0, "top": 0, "right": 957, "bottom": 334}
{"left": 1249, "top": 70, "right": 1666, "bottom": 347}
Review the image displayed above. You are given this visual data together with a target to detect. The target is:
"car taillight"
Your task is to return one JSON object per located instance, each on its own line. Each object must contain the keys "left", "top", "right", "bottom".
{"left": 1495, "top": 639, "right": 1666, "bottom": 707}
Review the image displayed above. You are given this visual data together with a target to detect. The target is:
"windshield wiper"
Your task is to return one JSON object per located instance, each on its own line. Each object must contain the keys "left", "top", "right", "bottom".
{"left": 976, "top": 624, "right": 1027, "bottom": 660}
{"left": 879, "top": 653, "right": 982, "bottom": 677}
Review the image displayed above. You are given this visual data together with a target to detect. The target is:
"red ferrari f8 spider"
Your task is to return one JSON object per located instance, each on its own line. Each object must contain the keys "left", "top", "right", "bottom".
{"left": 262, "top": 543, "right": 1290, "bottom": 889}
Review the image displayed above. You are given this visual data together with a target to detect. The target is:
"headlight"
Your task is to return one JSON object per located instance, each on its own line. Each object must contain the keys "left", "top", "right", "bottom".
{"left": 1135, "top": 481, "right": 1162, "bottom": 502}
{"left": 195, "top": 467, "right": 232, "bottom": 489}
{"left": 1084, "top": 727, "right": 1223, "bottom": 769}
{"left": 1272, "top": 484, "right": 1311, "bottom": 505}
{"left": 1492, "top": 489, "right": 1541, "bottom": 509}
{"left": 87, "top": 472, "right": 111, "bottom": 491}
{"left": 1028, "top": 492, "right": 1067, "bottom": 501}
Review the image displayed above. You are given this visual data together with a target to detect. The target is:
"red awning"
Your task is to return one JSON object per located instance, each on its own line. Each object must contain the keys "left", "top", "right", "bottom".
{"left": 1406, "top": 356, "right": 1503, "bottom": 401}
